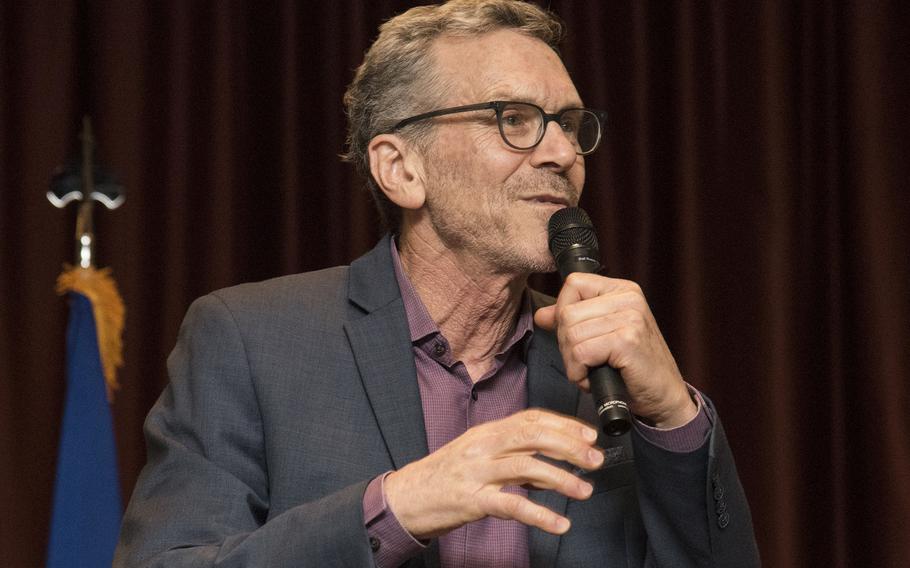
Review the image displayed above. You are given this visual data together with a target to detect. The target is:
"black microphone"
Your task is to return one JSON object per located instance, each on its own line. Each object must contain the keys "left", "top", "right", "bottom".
{"left": 547, "top": 207, "right": 631, "bottom": 437}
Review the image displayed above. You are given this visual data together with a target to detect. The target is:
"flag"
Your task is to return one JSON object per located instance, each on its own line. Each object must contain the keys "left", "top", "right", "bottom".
{"left": 47, "top": 267, "right": 124, "bottom": 567}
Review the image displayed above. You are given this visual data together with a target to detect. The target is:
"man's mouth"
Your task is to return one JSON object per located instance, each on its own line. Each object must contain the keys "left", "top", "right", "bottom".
{"left": 523, "top": 195, "right": 571, "bottom": 207}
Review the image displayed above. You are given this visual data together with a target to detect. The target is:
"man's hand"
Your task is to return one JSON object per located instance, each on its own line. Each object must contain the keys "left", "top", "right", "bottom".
{"left": 383, "top": 409, "right": 604, "bottom": 539}
{"left": 534, "top": 273, "right": 697, "bottom": 428}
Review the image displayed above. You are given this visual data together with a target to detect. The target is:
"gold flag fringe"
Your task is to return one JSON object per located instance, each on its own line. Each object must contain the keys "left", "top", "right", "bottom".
{"left": 56, "top": 266, "right": 125, "bottom": 402}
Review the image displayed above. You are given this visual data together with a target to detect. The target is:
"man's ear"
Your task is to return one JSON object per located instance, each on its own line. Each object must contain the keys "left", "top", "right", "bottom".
{"left": 367, "top": 134, "right": 426, "bottom": 210}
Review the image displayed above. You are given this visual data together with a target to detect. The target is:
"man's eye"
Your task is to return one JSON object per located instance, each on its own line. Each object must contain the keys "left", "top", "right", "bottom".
{"left": 560, "top": 118, "right": 580, "bottom": 132}
{"left": 503, "top": 113, "right": 525, "bottom": 127}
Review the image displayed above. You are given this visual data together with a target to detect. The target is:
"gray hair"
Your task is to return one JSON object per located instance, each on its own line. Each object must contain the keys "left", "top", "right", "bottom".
{"left": 342, "top": 0, "right": 565, "bottom": 231}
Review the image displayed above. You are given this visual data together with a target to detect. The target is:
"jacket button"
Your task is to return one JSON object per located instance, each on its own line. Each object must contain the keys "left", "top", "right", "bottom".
{"left": 713, "top": 484, "right": 725, "bottom": 501}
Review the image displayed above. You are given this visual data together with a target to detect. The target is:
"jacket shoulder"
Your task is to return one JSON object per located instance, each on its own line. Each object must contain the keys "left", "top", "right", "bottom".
{"left": 207, "top": 266, "right": 350, "bottom": 318}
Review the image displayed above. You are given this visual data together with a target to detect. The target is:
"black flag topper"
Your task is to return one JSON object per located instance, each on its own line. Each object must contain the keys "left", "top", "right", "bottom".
{"left": 47, "top": 117, "right": 124, "bottom": 267}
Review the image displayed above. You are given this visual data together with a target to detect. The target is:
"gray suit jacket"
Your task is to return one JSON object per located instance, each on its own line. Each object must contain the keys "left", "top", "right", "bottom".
{"left": 115, "top": 235, "right": 760, "bottom": 567}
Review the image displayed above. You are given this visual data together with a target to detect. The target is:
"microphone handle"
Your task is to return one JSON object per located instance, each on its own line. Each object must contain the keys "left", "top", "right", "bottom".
{"left": 588, "top": 364, "right": 631, "bottom": 437}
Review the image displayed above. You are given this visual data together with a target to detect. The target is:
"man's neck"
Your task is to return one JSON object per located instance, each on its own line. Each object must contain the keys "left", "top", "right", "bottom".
{"left": 397, "top": 230, "right": 528, "bottom": 381}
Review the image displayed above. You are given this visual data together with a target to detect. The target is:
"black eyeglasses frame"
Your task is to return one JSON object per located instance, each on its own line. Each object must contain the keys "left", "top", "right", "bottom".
{"left": 391, "top": 100, "right": 607, "bottom": 156}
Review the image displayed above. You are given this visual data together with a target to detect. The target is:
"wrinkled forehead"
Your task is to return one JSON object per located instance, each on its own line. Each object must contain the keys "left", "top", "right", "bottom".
{"left": 428, "top": 29, "right": 583, "bottom": 111}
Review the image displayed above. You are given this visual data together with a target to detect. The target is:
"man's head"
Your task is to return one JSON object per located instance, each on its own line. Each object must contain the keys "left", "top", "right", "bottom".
{"left": 344, "top": 1, "right": 566, "bottom": 227}
{"left": 344, "top": 0, "right": 595, "bottom": 274}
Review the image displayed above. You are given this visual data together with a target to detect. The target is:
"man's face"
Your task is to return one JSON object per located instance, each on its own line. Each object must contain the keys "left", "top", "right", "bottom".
{"left": 416, "top": 29, "right": 587, "bottom": 275}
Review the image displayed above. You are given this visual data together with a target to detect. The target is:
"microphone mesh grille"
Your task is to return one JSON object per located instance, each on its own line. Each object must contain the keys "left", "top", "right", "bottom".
{"left": 547, "top": 207, "right": 599, "bottom": 257}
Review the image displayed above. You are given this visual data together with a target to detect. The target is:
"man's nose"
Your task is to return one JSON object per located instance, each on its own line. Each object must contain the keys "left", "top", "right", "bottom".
{"left": 528, "top": 121, "right": 579, "bottom": 172}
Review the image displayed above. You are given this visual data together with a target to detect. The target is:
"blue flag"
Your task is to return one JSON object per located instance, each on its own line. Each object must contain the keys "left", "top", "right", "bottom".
{"left": 47, "top": 292, "right": 122, "bottom": 567}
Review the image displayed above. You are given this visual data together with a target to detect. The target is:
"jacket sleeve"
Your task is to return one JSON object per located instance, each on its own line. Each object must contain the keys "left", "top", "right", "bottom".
{"left": 632, "top": 397, "right": 761, "bottom": 567}
{"left": 113, "top": 294, "right": 375, "bottom": 567}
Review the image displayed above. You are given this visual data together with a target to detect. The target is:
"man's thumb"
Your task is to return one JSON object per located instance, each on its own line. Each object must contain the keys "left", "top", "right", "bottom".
{"left": 533, "top": 305, "right": 557, "bottom": 330}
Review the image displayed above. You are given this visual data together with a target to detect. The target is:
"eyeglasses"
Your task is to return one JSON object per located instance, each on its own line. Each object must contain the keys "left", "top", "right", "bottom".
{"left": 391, "top": 101, "right": 607, "bottom": 156}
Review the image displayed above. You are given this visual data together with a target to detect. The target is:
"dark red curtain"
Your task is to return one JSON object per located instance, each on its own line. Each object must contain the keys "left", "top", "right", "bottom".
{"left": 1, "top": 2, "right": 907, "bottom": 566}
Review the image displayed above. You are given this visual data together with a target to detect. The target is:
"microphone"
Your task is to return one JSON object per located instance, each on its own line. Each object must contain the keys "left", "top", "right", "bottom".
{"left": 547, "top": 207, "right": 631, "bottom": 437}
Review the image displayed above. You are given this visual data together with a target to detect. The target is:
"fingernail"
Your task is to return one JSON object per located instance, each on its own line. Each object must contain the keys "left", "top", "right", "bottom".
{"left": 581, "top": 481, "right": 594, "bottom": 497}
{"left": 556, "top": 517, "right": 570, "bottom": 533}
{"left": 588, "top": 449, "right": 604, "bottom": 465}
{"left": 583, "top": 427, "right": 597, "bottom": 442}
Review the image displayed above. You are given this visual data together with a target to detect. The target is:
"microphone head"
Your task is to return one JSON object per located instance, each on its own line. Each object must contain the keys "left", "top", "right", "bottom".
{"left": 547, "top": 206, "right": 600, "bottom": 259}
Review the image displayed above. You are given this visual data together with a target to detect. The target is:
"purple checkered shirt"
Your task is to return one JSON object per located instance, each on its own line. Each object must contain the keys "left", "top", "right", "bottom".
{"left": 362, "top": 239, "right": 711, "bottom": 567}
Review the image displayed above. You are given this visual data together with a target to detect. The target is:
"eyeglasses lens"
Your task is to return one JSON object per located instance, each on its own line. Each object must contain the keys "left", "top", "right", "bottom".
{"left": 499, "top": 103, "right": 600, "bottom": 154}
{"left": 499, "top": 104, "right": 541, "bottom": 149}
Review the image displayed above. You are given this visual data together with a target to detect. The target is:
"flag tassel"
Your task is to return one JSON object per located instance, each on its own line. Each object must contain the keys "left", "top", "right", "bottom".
{"left": 56, "top": 265, "right": 124, "bottom": 400}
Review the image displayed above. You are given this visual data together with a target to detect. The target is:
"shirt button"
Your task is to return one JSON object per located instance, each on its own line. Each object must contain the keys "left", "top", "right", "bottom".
{"left": 471, "top": 387, "right": 478, "bottom": 401}
{"left": 433, "top": 343, "right": 446, "bottom": 357}
{"left": 369, "top": 536, "right": 381, "bottom": 551}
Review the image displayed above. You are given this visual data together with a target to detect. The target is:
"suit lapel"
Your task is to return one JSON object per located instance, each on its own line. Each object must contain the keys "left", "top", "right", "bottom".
{"left": 345, "top": 301, "right": 429, "bottom": 469}
{"left": 526, "top": 323, "right": 579, "bottom": 568}
{"left": 344, "top": 236, "right": 429, "bottom": 470}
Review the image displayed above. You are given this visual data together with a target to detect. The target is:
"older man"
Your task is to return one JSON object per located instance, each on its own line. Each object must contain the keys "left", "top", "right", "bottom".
{"left": 115, "top": 1, "right": 759, "bottom": 566}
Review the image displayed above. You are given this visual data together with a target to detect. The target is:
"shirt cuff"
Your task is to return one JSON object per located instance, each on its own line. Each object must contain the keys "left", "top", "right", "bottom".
{"left": 363, "top": 471, "right": 426, "bottom": 567}
{"left": 633, "top": 386, "right": 713, "bottom": 453}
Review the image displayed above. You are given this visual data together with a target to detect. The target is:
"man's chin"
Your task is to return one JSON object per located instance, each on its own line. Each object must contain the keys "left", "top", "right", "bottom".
{"left": 485, "top": 247, "right": 554, "bottom": 276}
{"left": 519, "top": 252, "right": 557, "bottom": 275}
{"left": 527, "top": 254, "right": 557, "bottom": 274}
{"left": 522, "top": 237, "right": 556, "bottom": 274}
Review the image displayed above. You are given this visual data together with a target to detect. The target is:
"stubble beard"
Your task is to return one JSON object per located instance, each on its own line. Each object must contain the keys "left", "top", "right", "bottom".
{"left": 423, "top": 160, "right": 580, "bottom": 276}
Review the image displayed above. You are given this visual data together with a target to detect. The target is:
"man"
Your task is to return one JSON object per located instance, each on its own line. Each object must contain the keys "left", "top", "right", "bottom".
{"left": 115, "top": 1, "right": 759, "bottom": 566}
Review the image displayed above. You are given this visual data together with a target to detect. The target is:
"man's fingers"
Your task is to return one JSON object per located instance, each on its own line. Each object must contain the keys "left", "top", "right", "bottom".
{"left": 494, "top": 455, "right": 594, "bottom": 500}
{"left": 561, "top": 309, "right": 641, "bottom": 348}
{"left": 493, "top": 410, "right": 601, "bottom": 465}
{"left": 505, "top": 408, "right": 595, "bottom": 438}
{"left": 536, "top": 280, "right": 643, "bottom": 332}
{"left": 481, "top": 491, "right": 572, "bottom": 535}
{"left": 557, "top": 273, "right": 641, "bottom": 304}
{"left": 500, "top": 423, "right": 603, "bottom": 471}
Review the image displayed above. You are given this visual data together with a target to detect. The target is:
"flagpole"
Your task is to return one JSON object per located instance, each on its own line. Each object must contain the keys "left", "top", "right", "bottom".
{"left": 75, "top": 116, "right": 96, "bottom": 268}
